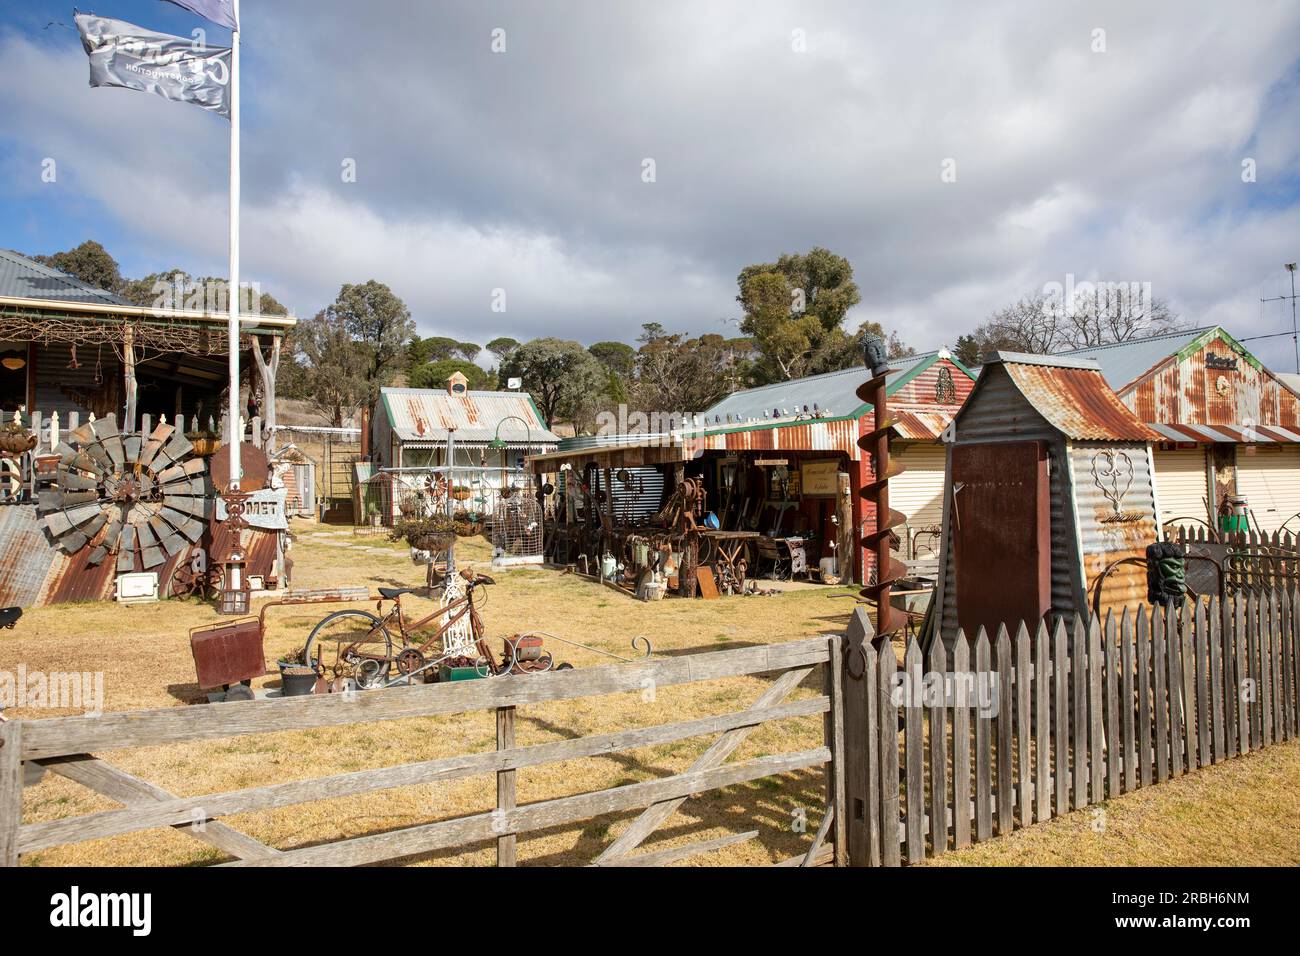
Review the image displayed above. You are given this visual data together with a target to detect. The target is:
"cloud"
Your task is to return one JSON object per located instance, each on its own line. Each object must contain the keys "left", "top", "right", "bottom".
{"left": 1, "top": 0, "right": 1299, "bottom": 368}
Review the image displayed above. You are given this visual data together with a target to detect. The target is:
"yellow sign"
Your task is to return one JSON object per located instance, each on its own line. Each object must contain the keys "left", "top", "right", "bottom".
{"left": 800, "top": 460, "right": 840, "bottom": 497}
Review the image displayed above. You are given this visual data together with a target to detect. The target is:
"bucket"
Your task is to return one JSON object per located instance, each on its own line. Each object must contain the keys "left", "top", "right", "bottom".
{"left": 279, "top": 665, "right": 317, "bottom": 697}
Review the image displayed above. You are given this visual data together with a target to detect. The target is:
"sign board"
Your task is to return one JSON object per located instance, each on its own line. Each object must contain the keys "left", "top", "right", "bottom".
{"left": 216, "top": 487, "right": 287, "bottom": 530}
{"left": 800, "top": 460, "right": 840, "bottom": 497}
{"left": 507, "top": 377, "right": 522, "bottom": 389}
{"left": 755, "top": 458, "right": 788, "bottom": 466}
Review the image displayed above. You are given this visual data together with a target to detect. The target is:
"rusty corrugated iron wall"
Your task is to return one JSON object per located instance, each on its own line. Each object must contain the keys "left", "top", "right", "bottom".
{"left": 1122, "top": 329, "right": 1300, "bottom": 430}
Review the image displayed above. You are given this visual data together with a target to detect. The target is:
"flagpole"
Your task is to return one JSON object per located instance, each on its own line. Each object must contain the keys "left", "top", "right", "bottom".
{"left": 227, "top": 0, "right": 241, "bottom": 490}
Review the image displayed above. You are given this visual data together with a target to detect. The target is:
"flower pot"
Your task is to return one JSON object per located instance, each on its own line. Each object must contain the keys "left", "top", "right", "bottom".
{"left": 278, "top": 663, "right": 317, "bottom": 697}
{"left": 186, "top": 436, "right": 221, "bottom": 457}
{"left": 0, "top": 432, "right": 36, "bottom": 455}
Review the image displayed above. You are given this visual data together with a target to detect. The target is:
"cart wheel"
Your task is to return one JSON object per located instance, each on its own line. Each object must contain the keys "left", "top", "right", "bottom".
{"left": 225, "top": 684, "right": 255, "bottom": 702}
{"left": 555, "top": 662, "right": 574, "bottom": 671}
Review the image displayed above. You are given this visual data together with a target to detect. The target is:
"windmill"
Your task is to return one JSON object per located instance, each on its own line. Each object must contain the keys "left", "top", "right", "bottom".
{"left": 37, "top": 413, "right": 211, "bottom": 572}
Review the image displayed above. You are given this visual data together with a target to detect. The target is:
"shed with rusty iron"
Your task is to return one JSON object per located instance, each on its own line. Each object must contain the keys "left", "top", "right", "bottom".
{"left": 933, "top": 352, "right": 1160, "bottom": 646}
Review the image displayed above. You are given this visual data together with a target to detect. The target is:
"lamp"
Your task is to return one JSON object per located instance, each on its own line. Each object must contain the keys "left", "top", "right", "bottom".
{"left": 1, "top": 352, "right": 25, "bottom": 371}
{"left": 488, "top": 414, "right": 533, "bottom": 460}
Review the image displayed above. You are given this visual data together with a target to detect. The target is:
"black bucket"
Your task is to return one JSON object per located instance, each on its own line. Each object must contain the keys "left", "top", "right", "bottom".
{"left": 279, "top": 665, "right": 317, "bottom": 697}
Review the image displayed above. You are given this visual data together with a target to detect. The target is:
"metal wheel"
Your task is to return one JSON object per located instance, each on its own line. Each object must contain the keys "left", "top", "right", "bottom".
{"left": 304, "top": 609, "right": 393, "bottom": 689}
{"left": 395, "top": 647, "right": 427, "bottom": 678}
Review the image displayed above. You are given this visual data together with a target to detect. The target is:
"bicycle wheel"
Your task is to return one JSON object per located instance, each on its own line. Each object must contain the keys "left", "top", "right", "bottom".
{"left": 304, "top": 609, "right": 394, "bottom": 689}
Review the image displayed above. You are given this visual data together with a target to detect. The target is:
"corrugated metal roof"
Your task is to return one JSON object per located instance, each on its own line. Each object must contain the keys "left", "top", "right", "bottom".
{"left": 1150, "top": 422, "right": 1300, "bottom": 443}
{"left": 0, "top": 248, "right": 133, "bottom": 307}
{"left": 1055, "top": 327, "right": 1214, "bottom": 391}
{"left": 890, "top": 406, "right": 956, "bottom": 440}
{"left": 699, "top": 350, "right": 948, "bottom": 424}
{"left": 380, "top": 387, "right": 560, "bottom": 445}
{"left": 995, "top": 355, "right": 1159, "bottom": 441}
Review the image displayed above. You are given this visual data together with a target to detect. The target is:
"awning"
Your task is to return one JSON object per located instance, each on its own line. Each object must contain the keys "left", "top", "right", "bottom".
{"left": 1149, "top": 423, "right": 1300, "bottom": 443}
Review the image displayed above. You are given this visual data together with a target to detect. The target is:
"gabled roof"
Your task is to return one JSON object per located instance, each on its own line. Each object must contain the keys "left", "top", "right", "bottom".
{"left": 379, "top": 386, "right": 560, "bottom": 446}
{"left": 1055, "top": 326, "right": 1214, "bottom": 392}
{"left": 0, "top": 248, "right": 133, "bottom": 306}
{"left": 984, "top": 351, "right": 1158, "bottom": 442}
{"left": 699, "top": 349, "right": 973, "bottom": 425}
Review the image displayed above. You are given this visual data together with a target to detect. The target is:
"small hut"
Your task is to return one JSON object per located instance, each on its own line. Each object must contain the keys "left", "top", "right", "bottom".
{"left": 933, "top": 352, "right": 1160, "bottom": 646}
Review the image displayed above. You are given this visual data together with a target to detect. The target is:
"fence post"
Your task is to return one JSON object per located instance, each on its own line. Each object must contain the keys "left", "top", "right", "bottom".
{"left": 496, "top": 705, "right": 516, "bottom": 867}
{"left": 0, "top": 720, "right": 20, "bottom": 866}
{"left": 824, "top": 634, "right": 847, "bottom": 866}
{"left": 841, "top": 606, "right": 877, "bottom": 866}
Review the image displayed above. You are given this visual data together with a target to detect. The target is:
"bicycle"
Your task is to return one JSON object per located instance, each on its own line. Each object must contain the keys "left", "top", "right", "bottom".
{"left": 303, "top": 568, "right": 537, "bottom": 689}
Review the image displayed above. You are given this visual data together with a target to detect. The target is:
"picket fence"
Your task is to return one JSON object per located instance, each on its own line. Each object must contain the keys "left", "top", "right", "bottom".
{"left": 842, "top": 589, "right": 1299, "bottom": 866}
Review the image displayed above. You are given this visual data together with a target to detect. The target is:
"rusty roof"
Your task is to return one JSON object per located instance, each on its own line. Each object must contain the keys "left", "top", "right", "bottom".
{"left": 890, "top": 406, "right": 956, "bottom": 440}
{"left": 989, "top": 351, "right": 1159, "bottom": 442}
{"left": 380, "top": 387, "right": 560, "bottom": 446}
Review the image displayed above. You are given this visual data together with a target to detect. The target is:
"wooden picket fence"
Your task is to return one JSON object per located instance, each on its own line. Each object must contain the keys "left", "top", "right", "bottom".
{"left": 1, "top": 636, "right": 844, "bottom": 867}
{"left": 841, "top": 589, "right": 1300, "bottom": 866}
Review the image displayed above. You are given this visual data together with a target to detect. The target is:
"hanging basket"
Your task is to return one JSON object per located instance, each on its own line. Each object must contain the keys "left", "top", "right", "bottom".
{"left": 450, "top": 486, "right": 473, "bottom": 501}
{"left": 410, "top": 531, "right": 456, "bottom": 553}
{"left": 454, "top": 519, "right": 484, "bottom": 538}
{"left": 0, "top": 431, "right": 36, "bottom": 455}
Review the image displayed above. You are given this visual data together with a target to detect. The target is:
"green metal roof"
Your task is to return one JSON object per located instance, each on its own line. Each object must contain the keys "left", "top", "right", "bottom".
{"left": 0, "top": 248, "right": 133, "bottom": 307}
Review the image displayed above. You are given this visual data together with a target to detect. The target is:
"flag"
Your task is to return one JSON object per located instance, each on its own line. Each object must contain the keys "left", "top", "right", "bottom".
{"left": 164, "top": 0, "right": 239, "bottom": 31}
{"left": 76, "top": 14, "right": 232, "bottom": 119}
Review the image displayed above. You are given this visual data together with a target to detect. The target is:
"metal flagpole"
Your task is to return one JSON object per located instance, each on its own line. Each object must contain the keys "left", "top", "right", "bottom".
{"left": 227, "top": 0, "right": 241, "bottom": 490}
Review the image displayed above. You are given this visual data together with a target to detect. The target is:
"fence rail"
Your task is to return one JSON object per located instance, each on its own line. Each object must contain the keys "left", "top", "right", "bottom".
{"left": 843, "top": 588, "right": 1299, "bottom": 866}
{"left": 1, "top": 636, "right": 843, "bottom": 868}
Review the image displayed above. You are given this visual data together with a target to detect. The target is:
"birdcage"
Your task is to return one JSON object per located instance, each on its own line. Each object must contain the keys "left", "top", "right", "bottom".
{"left": 492, "top": 480, "right": 544, "bottom": 566}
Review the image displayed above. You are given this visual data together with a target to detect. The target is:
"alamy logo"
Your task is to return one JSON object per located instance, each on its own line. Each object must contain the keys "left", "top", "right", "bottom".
{"left": 49, "top": 886, "right": 152, "bottom": 936}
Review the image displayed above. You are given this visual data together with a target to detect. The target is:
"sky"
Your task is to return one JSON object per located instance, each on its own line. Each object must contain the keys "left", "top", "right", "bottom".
{"left": 3, "top": 1, "right": 1300, "bottom": 371}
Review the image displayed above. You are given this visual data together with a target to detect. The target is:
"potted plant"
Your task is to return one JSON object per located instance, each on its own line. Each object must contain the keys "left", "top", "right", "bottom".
{"left": 277, "top": 645, "right": 317, "bottom": 697}
{"left": 453, "top": 510, "right": 484, "bottom": 537}
{"left": 184, "top": 427, "right": 222, "bottom": 457}
{"left": 0, "top": 417, "right": 36, "bottom": 456}
{"left": 389, "top": 512, "right": 457, "bottom": 553}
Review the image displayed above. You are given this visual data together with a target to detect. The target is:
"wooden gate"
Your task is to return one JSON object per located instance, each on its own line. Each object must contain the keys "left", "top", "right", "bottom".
{"left": 1, "top": 636, "right": 844, "bottom": 867}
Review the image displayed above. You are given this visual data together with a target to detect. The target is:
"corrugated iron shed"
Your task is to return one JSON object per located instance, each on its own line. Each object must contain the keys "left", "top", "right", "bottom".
{"left": 379, "top": 387, "right": 560, "bottom": 445}
{"left": 992, "top": 352, "right": 1159, "bottom": 442}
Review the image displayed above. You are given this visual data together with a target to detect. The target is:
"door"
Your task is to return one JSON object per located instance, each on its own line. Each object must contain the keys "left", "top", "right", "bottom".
{"left": 891, "top": 444, "right": 947, "bottom": 560}
{"left": 1236, "top": 445, "right": 1300, "bottom": 533}
{"left": 951, "top": 441, "right": 1051, "bottom": 636}
{"left": 1152, "top": 447, "right": 1209, "bottom": 530}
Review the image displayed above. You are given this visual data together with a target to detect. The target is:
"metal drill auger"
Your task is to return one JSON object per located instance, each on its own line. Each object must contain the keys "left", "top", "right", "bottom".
{"left": 856, "top": 337, "right": 909, "bottom": 638}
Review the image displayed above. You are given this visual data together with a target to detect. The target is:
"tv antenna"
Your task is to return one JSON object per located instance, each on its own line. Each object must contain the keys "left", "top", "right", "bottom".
{"left": 1260, "top": 263, "right": 1299, "bottom": 373}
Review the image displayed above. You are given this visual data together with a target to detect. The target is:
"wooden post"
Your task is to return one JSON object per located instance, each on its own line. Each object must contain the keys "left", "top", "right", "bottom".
{"left": 836, "top": 471, "right": 854, "bottom": 585}
{"left": 0, "top": 720, "right": 20, "bottom": 866}
{"left": 496, "top": 705, "right": 516, "bottom": 866}
{"left": 824, "top": 635, "right": 847, "bottom": 866}
{"left": 841, "top": 606, "right": 876, "bottom": 865}
{"left": 123, "top": 323, "right": 138, "bottom": 435}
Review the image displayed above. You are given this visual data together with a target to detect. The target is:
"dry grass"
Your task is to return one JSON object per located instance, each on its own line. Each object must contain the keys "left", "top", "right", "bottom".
{"left": 5, "top": 521, "right": 1297, "bottom": 867}
{"left": 5, "top": 521, "right": 852, "bottom": 866}
{"left": 925, "top": 738, "right": 1300, "bottom": 867}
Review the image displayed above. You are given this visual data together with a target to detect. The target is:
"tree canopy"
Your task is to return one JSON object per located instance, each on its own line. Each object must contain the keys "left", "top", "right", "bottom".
{"left": 500, "top": 337, "right": 606, "bottom": 428}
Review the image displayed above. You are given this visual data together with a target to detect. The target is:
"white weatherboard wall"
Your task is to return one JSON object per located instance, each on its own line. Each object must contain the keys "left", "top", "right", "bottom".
{"left": 1236, "top": 445, "right": 1300, "bottom": 533}
{"left": 1152, "top": 447, "right": 1210, "bottom": 527}
{"left": 891, "top": 443, "right": 947, "bottom": 558}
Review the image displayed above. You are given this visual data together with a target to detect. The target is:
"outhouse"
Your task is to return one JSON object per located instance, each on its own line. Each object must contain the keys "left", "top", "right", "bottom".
{"left": 932, "top": 352, "right": 1161, "bottom": 646}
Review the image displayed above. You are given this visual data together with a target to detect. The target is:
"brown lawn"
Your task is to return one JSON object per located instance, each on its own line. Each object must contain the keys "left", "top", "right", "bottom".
{"left": 3, "top": 520, "right": 1296, "bottom": 867}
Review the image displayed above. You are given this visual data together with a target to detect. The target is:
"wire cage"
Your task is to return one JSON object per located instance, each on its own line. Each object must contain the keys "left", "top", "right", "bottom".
{"left": 492, "top": 478, "right": 544, "bottom": 565}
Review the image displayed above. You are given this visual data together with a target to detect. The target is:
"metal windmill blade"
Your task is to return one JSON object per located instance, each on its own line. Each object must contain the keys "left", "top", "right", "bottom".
{"left": 39, "top": 418, "right": 211, "bottom": 567}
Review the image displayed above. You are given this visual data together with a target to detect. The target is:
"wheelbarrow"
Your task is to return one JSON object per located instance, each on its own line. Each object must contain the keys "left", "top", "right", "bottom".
{"left": 190, "top": 618, "right": 267, "bottom": 702}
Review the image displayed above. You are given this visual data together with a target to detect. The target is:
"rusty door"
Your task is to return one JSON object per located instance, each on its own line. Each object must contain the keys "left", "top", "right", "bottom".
{"left": 952, "top": 441, "right": 1051, "bottom": 636}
